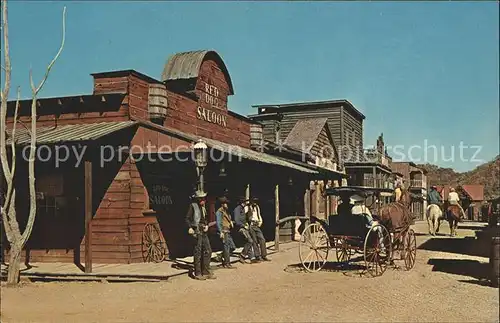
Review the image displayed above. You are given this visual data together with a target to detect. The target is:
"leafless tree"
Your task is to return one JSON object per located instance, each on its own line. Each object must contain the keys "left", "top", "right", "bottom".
{"left": 0, "top": 0, "right": 66, "bottom": 285}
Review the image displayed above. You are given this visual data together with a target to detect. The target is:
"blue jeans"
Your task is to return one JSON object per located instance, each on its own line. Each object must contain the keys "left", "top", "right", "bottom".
{"left": 239, "top": 227, "right": 255, "bottom": 259}
{"left": 250, "top": 225, "right": 267, "bottom": 258}
{"left": 221, "top": 232, "right": 236, "bottom": 265}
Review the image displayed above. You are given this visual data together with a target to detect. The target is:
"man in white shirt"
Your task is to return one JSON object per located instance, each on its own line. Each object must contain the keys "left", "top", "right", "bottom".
{"left": 247, "top": 197, "right": 270, "bottom": 261}
{"left": 447, "top": 187, "right": 465, "bottom": 220}
{"left": 351, "top": 195, "right": 379, "bottom": 229}
{"left": 448, "top": 188, "right": 460, "bottom": 205}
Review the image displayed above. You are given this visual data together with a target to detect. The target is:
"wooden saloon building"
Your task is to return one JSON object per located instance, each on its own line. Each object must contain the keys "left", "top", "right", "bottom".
{"left": 3, "top": 50, "right": 344, "bottom": 268}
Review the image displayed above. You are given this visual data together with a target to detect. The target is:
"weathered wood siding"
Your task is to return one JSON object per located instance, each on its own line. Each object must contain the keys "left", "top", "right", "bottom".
{"left": 311, "top": 125, "right": 337, "bottom": 163}
{"left": 258, "top": 119, "right": 279, "bottom": 143}
{"left": 163, "top": 59, "right": 251, "bottom": 147}
{"left": 258, "top": 105, "right": 356, "bottom": 152}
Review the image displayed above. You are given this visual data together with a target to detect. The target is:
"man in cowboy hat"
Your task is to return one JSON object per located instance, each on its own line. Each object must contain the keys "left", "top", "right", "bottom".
{"left": 185, "top": 190, "right": 215, "bottom": 280}
{"left": 447, "top": 187, "right": 465, "bottom": 220}
{"left": 350, "top": 194, "right": 386, "bottom": 251}
{"left": 247, "top": 197, "right": 270, "bottom": 261}
{"left": 233, "top": 196, "right": 259, "bottom": 263}
{"left": 427, "top": 185, "right": 442, "bottom": 207}
{"left": 216, "top": 196, "right": 237, "bottom": 269}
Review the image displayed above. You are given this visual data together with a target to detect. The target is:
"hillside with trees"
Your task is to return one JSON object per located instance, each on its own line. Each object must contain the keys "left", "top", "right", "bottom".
{"left": 418, "top": 155, "right": 500, "bottom": 200}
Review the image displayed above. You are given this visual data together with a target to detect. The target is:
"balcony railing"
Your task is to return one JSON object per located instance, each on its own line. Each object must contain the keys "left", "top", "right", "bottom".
{"left": 362, "top": 177, "right": 392, "bottom": 189}
{"left": 409, "top": 179, "right": 425, "bottom": 188}
{"left": 364, "top": 149, "right": 390, "bottom": 167}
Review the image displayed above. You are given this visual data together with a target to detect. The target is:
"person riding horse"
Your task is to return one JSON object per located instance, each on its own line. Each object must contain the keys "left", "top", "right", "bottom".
{"left": 427, "top": 185, "right": 442, "bottom": 207}
{"left": 394, "top": 182, "right": 403, "bottom": 202}
{"left": 446, "top": 187, "right": 465, "bottom": 220}
{"left": 443, "top": 187, "right": 466, "bottom": 236}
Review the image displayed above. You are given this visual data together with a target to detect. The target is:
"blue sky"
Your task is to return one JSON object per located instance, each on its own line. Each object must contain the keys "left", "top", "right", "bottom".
{"left": 3, "top": 1, "right": 499, "bottom": 172}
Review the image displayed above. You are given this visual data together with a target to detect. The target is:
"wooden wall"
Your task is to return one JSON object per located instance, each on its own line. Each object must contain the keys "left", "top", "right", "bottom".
{"left": 164, "top": 59, "right": 252, "bottom": 147}
{"left": 340, "top": 106, "right": 363, "bottom": 159}
{"left": 254, "top": 103, "right": 363, "bottom": 163}
{"left": 311, "top": 125, "right": 337, "bottom": 163}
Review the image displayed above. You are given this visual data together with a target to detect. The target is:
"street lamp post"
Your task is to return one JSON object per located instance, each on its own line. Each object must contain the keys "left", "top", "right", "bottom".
{"left": 193, "top": 139, "right": 208, "bottom": 193}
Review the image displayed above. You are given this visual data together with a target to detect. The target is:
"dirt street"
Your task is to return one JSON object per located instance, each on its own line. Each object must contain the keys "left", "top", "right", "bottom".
{"left": 1, "top": 221, "right": 499, "bottom": 322}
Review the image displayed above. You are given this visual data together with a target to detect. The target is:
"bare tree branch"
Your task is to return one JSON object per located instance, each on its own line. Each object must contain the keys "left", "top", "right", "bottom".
{"left": 16, "top": 119, "right": 32, "bottom": 137}
{"left": 9, "top": 86, "right": 20, "bottom": 175}
{"left": 1, "top": 0, "right": 67, "bottom": 284}
{"left": 22, "top": 6, "right": 67, "bottom": 245}
{"left": 31, "top": 6, "right": 66, "bottom": 95}
{"left": 0, "top": 0, "right": 12, "bottom": 183}
{"left": 2, "top": 86, "right": 20, "bottom": 218}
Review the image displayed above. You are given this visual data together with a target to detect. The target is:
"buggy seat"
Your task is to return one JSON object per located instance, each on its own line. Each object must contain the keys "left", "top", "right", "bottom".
{"left": 328, "top": 213, "right": 371, "bottom": 238}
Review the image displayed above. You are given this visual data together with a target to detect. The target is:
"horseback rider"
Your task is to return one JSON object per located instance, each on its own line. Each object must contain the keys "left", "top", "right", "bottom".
{"left": 394, "top": 182, "right": 402, "bottom": 202}
{"left": 447, "top": 187, "right": 465, "bottom": 220}
{"left": 427, "top": 185, "right": 442, "bottom": 207}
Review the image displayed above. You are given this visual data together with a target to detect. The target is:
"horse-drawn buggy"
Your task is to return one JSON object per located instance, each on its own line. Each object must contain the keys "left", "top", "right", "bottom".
{"left": 298, "top": 186, "right": 417, "bottom": 277}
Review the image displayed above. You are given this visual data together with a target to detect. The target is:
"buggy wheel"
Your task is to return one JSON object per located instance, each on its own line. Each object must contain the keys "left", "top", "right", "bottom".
{"left": 299, "top": 223, "right": 329, "bottom": 272}
{"left": 364, "top": 224, "right": 391, "bottom": 277}
{"left": 335, "top": 237, "right": 351, "bottom": 263}
{"left": 403, "top": 228, "right": 417, "bottom": 270}
{"left": 142, "top": 223, "right": 167, "bottom": 263}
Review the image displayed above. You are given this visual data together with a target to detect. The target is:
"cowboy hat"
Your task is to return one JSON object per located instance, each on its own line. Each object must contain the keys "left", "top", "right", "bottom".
{"left": 450, "top": 187, "right": 456, "bottom": 192}
{"left": 218, "top": 196, "right": 230, "bottom": 204}
{"left": 350, "top": 194, "right": 365, "bottom": 204}
{"left": 194, "top": 190, "right": 207, "bottom": 198}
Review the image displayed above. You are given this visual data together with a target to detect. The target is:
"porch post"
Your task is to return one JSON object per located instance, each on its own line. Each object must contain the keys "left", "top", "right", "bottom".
{"left": 84, "top": 160, "right": 93, "bottom": 274}
{"left": 314, "top": 181, "right": 320, "bottom": 218}
{"left": 274, "top": 184, "right": 280, "bottom": 251}
{"left": 372, "top": 167, "right": 376, "bottom": 188}
{"left": 304, "top": 186, "right": 311, "bottom": 227}
{"left": 324, "top": 181, "right": 329, "bottom": 219}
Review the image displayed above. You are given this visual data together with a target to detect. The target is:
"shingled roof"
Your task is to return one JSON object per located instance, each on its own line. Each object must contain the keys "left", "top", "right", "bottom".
{"left": 283, "top": 118, "right": 329, "bottom": 153}
{"left": 460, "top": 185, "right": 484, "bottom": 201}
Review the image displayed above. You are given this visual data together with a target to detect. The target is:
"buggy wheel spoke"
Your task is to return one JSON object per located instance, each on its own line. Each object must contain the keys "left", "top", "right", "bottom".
{"left": 299, "top": 223, "right": 329, "bottom": 272}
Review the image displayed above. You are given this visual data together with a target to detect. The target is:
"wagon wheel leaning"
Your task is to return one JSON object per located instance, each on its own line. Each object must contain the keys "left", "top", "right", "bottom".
{"left": 403, "top": 228, "right": 417, "bottom": 270}
{"left": 335, "top": 237, "right": 351, "bottom": 263}
{"left": 142, "top": 223, "right": 167, "bottom": 263}
{"left": 363, "top": 224, "right": 391, "bottom": 277}
{"left": 299, "top": 222, "right": 329, "bottom": 272}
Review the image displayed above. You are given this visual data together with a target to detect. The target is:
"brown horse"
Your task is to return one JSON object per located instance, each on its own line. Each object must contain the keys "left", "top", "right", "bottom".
{"left": 377, "top": 188, "right": 413, "bottom": 232}
{"left": 443, "top": 201, "right": 463, "bottom": 237}
{"left": 374, "top": 189, "right": 413, "bottom": 262}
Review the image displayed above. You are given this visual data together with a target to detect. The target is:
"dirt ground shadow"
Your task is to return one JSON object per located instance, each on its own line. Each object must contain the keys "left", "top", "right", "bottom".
{"left": 418, "top": 237, "right": 488, "bottom": 257}
{"left": 285, "top": 260, "right": 368, "bottom": 278}
{"left": 427, "top": 258, "right": 491, "bottom": 286}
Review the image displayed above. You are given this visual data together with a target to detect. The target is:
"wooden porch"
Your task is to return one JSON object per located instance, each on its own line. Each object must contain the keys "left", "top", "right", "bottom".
{"left": 1, "top": 242, "right": 278, "bottom": 283}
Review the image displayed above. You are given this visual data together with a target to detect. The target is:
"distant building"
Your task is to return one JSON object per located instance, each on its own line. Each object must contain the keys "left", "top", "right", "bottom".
{"left": 390, "top": 161, "right": 428, "bottom": 220}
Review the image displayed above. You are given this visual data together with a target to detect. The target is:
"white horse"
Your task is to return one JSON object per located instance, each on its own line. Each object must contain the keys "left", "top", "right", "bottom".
{"left": 426, "top": 204, "right": 443, "bottom": 236}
